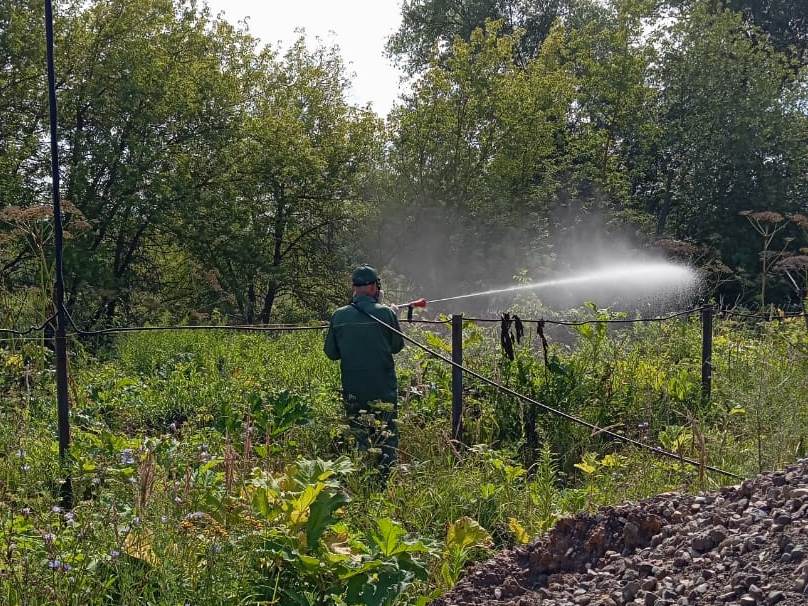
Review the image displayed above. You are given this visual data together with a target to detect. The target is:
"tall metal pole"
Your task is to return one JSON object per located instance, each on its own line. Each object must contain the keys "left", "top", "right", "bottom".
{"left": 701, "top": 305, "right": 713, "bottom": 404}
{"left": 44, "top": 0, "right": 72, "bottom": 507}
{"left": 451, "top": 314, "right": 463, "bottom": 444}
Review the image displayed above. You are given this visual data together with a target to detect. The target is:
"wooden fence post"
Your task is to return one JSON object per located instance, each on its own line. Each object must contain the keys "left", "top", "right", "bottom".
{"left": 701, "top": 305, "right": 713, "bottom": 403}
{"left": 451, "top": 314, "right": 463, "bottom": 444}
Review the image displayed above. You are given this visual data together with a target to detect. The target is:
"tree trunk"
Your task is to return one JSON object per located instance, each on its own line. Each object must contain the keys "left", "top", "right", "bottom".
{"left": 246, "top": 282, "right": 256, "bottom": 324}
{"left": 104, "top": 298, "right": 117, "bottom": 322}
{"left": 656, "top": 170, "right": 674, "bottom": 236}
{"left": 260, "top": 284, "right": 278, "bottom": 324}
{"left": 262, "top": 192, "right": 287, "bottom": 325}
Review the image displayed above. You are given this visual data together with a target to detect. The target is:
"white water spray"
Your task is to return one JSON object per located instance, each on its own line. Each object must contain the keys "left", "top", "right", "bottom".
{"left": 429, "top": 262, "right": 698, "bottom": 304}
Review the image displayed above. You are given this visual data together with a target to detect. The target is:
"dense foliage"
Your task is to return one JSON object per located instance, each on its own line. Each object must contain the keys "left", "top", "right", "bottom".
{"left": 1, "top": 1, "right": 808, "bottom": 600}
{"left": 1, "top": 0, "right": 807, "bottom": 327}
{"left": 0, "top": 313, "right": 805, "bottom": 603}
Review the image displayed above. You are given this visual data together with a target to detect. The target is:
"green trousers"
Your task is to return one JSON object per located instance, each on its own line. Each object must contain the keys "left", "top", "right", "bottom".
{"left": 343, "top": 398, "right": 399, "bottom": 478}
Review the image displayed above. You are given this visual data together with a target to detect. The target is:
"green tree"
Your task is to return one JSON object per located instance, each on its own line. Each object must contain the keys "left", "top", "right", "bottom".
{"left": 728, "top": 0, "right": 808, "bottom": 59}
{"left": 53, "top": 0, "right": 254, "bottom": 323}
{"left": 378, "top": 21, "right": 577, "bottom": 292}
{"left": 2, "top": 0, "right": 380, "bottom": 325}
{"left": 182, "top": 39, "right": 380, "bottom": 323}
{"left": 387, "top": 0, "right": 597, "bottom": 74}
{"left": 707, "top": 0, "right": 808, "bottom": 66}
{"left": 632, "top": 3, "right": 808, "bottom": 292}
{"left": 0, "top": 0, "right": 47, "bottom": 286}
{"left": 557, "top": 0, "right": 659, "bottom": 224}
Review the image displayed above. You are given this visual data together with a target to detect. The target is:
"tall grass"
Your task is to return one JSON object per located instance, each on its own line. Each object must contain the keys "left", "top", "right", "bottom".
{"left": 0, "top": 312, "right": 805, "bottom": 603}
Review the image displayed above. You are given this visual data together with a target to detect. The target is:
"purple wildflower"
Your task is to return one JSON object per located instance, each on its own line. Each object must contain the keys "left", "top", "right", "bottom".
{"left": 120, "top": 449, "right": 135, "bottom": 465}
{"left": 47, "top": 559, "right": 70, "bottom": 571}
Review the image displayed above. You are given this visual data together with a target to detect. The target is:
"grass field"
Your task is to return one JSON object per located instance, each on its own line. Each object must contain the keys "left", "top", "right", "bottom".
{"left": 0, "top": 312, "right": 805, "bottom": 604}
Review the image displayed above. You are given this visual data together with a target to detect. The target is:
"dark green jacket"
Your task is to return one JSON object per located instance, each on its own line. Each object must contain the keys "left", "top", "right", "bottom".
{"left": 324, "top": 295, "right": 404, "bottom": 403}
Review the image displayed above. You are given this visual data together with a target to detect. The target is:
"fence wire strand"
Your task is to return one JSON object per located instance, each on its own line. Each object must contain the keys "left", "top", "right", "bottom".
{"left": 464, "top": 306, "right": 708, "bottom": 325}
{"left": 68, "top": 324, "right": 329, "bottom": 337}
{"left": 0, "top": 314, "right": 58, "bottom": 337}
{"left": 719, "top": 309, "right": 807, "bottom": 321}
{"left": 4, "top": 301, "right": 799, "bottom": 481}
{"left": 349, "top": 305, "right": 743, "bottom": 481}
{"left": 3, "top": 305, "right": 805, "bottom": 338}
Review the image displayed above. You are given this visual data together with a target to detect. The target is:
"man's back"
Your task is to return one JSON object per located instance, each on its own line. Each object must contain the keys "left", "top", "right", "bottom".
{"left": 324, "top": 295, "right": 404, "bottom": 403}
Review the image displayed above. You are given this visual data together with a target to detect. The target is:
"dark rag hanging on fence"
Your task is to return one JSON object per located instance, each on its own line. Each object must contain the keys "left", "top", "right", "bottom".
{"left": 537, "top": 319, "right": 549, "bottom": 368}
{"left": 499, "top": 313, "right": 524, "bottom": 360}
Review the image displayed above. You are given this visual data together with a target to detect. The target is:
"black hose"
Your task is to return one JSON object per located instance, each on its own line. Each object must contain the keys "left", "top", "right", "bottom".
{"left": 353, "top": 305, "right": 743, "bottom": 481}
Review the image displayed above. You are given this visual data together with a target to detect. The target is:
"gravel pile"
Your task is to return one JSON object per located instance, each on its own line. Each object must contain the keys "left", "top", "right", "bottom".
{"left": 432, "top": 460, "right": 808, "bottom": 606}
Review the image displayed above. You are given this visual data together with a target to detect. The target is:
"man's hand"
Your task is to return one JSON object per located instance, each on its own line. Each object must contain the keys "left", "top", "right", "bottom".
{"left": 389, "top": 304, "right": 399, "bottom": 315}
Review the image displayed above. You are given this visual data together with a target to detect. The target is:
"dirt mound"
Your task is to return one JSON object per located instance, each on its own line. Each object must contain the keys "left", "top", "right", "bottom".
{"left": 432, "top": 460, "right": 808, "bottom": 606}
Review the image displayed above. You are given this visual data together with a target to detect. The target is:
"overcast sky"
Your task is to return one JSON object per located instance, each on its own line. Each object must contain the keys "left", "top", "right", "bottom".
{"left": 205, "top": 0, "right": 405, "bottom": 116}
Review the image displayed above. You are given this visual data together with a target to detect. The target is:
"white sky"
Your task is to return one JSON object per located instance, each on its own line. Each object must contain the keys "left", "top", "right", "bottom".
{"left": 205, "top": 0, "right": 405, "bottom": 116}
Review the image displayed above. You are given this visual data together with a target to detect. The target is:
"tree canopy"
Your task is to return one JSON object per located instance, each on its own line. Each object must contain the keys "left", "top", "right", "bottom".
{"left": 1, "top": 0, "right": 807, "bottom": 326}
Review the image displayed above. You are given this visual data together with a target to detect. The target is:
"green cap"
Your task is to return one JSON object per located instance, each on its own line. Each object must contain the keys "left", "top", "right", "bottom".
{"left": 351, "top": 265, "right": 379, "bottom": 286}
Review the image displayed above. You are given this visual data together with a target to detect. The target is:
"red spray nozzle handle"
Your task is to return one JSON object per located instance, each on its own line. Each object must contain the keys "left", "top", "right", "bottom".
{"left": 401, "top": 298, "right": 427, "bottom": 308}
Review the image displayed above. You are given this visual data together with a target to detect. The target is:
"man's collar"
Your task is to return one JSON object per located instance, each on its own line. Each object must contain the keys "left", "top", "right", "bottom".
{"left": 352, "top": 294, "right": 377, "bottom": 305}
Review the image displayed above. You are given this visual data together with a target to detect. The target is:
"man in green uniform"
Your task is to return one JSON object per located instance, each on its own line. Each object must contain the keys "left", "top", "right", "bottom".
{"left": 324, "top": 265, "right": 404, "bottom": 479}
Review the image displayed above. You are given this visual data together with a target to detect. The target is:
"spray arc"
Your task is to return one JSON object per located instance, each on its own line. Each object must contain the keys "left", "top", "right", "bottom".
{"left": 428, "top": 262, "right": 698, "bottom": 305}
{"left": 395, "top": 262, "right": 697, "bottom": 319}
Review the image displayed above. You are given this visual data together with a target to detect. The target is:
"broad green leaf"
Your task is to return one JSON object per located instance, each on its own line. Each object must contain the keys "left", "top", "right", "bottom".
{"left": 575, "top": 452, "right": 600, "bottom": 475}
{"left": 371, "top": 518, "right": 407, "bottom": 557}
{"left": 574, "top": 461, "right": 597, "bottom": 474}
{"left": 480, "top": 482, "right": 498, "bottom": 498}
{"left": 600, "top": 454, "right": 625, "bottom": 468}
{"left": 297, "top": 553, "right": 322, "bottom": 570}
{"left": 306, "top": 490, "right": 349, "bottom": 549}
{"left": 445, "top": 517, "right": 492, "bottom": 551}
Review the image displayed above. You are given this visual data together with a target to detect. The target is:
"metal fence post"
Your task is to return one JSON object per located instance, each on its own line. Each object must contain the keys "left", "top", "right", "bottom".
{"left": 451, "top": 314, "right": 463, "bottom": 444}
{"left": 701, "top": 305, "right": 713, "bottom": 403}
{"left": 44, "top": 0, "right": 72, "bottom": 508}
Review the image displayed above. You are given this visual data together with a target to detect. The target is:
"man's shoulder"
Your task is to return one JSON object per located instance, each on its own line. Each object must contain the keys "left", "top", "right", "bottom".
{"left": 371, "top": 303, "right": 396, "bottom": 317}
{"left": 331, "top": 301, "right": 394, "bottom": 321}
{"left": 331, "top": 304, "right": 356, "bottom": 320}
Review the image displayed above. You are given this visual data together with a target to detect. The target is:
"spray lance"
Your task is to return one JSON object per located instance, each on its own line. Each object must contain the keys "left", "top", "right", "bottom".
{"left": 394, "top": 297, "right": 427, "bottom": 322}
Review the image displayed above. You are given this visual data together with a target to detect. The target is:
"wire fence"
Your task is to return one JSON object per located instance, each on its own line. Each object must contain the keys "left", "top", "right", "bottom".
{"left": 5, "top": 305, "right": 804, "bottom": 338}
{"left": 1, "top": 303, "right": 806, "bottom": 484}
